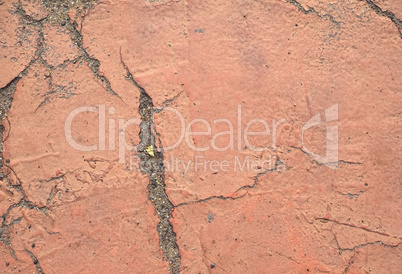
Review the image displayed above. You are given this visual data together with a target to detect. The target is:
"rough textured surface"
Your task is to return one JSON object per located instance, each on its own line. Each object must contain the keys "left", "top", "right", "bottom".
{"left": 0, "top": 0, "right": 401, "bottom": 273}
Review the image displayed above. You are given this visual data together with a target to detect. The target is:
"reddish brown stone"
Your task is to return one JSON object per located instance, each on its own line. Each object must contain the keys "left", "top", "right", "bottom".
{"left": 0, "top": 1, "right": 38, "bottom": 88}
{"left": 1, "top": 0, "right": 401, "bottom": 273}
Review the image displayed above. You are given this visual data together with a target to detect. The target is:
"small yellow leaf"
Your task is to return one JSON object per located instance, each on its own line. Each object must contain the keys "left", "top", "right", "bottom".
{"left": 146, "top": 146, "right": 155, "bottom": 157}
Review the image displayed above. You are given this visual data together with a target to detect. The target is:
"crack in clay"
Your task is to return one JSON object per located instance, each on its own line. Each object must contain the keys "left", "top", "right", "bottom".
{"left": 291, "top": 146, "right": 362, "bottom": 167}
{"left": 153, "top": 91, "right": 184, "bottom": 113}
{"left": 0, "top": 166, "right": 49, "bottom": 261}
{"left": 13, "top": 2, "right": 113, "bottom": 111}
{"left": 0, "top": 1, "right": 99, "bottom": 269}
{"left": 175, "top": 158, "right": 284, "bottom": 208}
{"left": 334, "top": 234, "right": 401, "bottom": 254}
{"left": 37, "top": 0, "right": 122, "bottom": 99}
{"left": 203, "top": 254, "right": 228, "bottom": 273}
{"left": 3, "top": 1, "right": 398, "bottom": 273}
{"left": 174, "top": 193, "right": 247, "bottom": 208}
{"left": 336, "top": 190, "right": 364, "bottom": 199}
{"left": 120, "top": 54, "right": 181, "bottom": 273}
{"left": 316, "top": 217, "right": 401, "bottom": 238}
{"left": 286, "top": 0, "right": 402, "bottom": 39}
{"left": 285, "top": 0, "right": 341, "bottom": 25}
{"left": 234, "top": 157, "right": 284, "bottom": 193}
{"left": 333, "top": 234, "right": 401, "bottom": 273}
{"left": 0, "top": 64, "right": 32, "bottom": 168}
{"left": 15, "top": 2, "right": 48, "bottom": 23}
{"left": 271, "top": 250, "right": 301, "bottom": 265}
{"left": 343, "top": 251, "right": 357, "bottom": 274}
{"left": 174, "top": 156, "right": 284, "bottom": 209}
{"left": 360, "top": 0, "right": 402, "bottom": 38}
{"left": 25, "top": 249, "right": 44, "bottom": 274}
{"left": 174, "top": 156, "right": 286, "bottom": 208}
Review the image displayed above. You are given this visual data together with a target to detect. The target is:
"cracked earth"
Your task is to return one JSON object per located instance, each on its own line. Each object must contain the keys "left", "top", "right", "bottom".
{"left": 0, "top": 0, "right": 401, "bottom": 273}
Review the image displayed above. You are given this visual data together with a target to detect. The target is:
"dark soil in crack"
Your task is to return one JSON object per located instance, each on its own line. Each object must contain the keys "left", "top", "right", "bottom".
{"left": 40, "top": 0, "right": 120, "bottom": 98}
{"left": 0, "top": 0, "right": 112, "bottom": 272}
{"left": 139, "top": 92, "right": 181, "bottom": 273}
{"left": 0, "top": 71, "right": 27, "bottom": 168}
{"left": 1, "top": 0, "right": 181, "bottom": 272}
{"left": 120, "top": 57, "right": 181, "bottom": 273}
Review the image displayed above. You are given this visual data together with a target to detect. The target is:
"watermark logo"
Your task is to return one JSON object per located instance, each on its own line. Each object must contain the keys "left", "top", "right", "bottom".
{"left": 64, "top": 103, "right": 339, "bottom": 171}
{"left": 302, "top": 104, "right": 339, "bottom": 169}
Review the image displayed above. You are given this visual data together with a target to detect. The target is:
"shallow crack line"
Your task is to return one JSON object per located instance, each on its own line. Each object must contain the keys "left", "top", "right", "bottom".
{"left": 234, "top": 158, "right": 283, "bottom": 194}
{"left": 119, "top": 48, "right": 147, "bottom": 94}
{"left": 204, "top": 254, "right": 228, "bottom": 273}
{"left": 120, "top": 54, "right": 181, "bottom": 273}
{"left": 290, "top": 146, "right": 362, "bottom": 167}
{"left": 334, "top": 234, "right": 401, "bottom": 254}
{"left": 25, "top": 249, "right": 44, "bottom": 274}
{"left": 154, "top": 91, "right": 184, "bottom": 113}
{"left": 271, "top": 250, "right": 300, "bottom": 265}
{"left": 285, "top": 0, "right": 340, "bottom": 25}
{"left": 359, "top": 0, "right": 402, "bottom": 39}
{"left": 334, "top": 235, "right": 401, "bottom": 273}
{"left": 343, "top": 251, "right": 356, "bottom": 274}
{"left": 335, "top": 190, "right": 364, "bottom": 199}
{"left": 316, "top": 217, "right": 400, "bottom": 238}
{"left": 39, "top": 174, "right": 66, "bottom": 183}
{"left": 174, "top": 193, "right": 247, "bottom": 208}
{"left": 45, "top": 185, "right": 57, "bottom": 206}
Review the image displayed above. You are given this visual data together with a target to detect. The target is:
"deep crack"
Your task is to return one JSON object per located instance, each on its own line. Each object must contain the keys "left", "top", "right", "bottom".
{"left": 120, "top": 55, "right": 181, "bottom": 273}
{"left": 285, "top": 0, "right": 341, "bottom": 25}
{"left": 39, "top": 0, "right": 122, "bottom": 99}
{"left": 360, "top": 0, "right": 402, "bottom": 38}
{"left": 290, "top": 146, "right": 362, "bottom": 167}
{"left": 174, "top": 193, "right": 247, "bottom": 208}
{"left": 0, "top": 57, "right": 34, "bottom": 168}
{"left": 25, "top": 249, "right": 44, "bottom": 274}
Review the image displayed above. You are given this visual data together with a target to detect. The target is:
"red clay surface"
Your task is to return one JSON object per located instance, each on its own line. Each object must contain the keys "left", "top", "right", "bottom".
{"left": 1, "top": 0, "right": 401, "bottom": 273}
